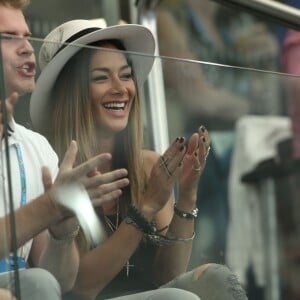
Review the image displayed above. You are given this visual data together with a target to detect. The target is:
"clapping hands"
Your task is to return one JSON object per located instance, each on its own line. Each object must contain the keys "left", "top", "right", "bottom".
{"left": 142, "top": 126, "right": 210, "bottom": 218}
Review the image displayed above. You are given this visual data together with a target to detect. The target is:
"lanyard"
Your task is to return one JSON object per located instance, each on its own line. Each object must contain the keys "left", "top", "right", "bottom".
{"left": 14, "top": 143, "right": 27, "bottom": 207}
{"left": 0, "top": 143, "right": 27, "bottom": 273}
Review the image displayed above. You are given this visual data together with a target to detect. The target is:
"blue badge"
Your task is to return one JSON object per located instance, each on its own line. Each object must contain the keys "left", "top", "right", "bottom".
{"left": 0, "top": 256, "right": 26, "bottom": 273}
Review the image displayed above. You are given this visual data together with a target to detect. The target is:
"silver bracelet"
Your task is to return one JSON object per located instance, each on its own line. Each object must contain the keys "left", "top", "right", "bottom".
{"left": 48, "top": 225, "right": 80, "bottom": 244}
{"left": 145, "top": 231, "right": 195, "bottom": 246}
{"left": 174, "top": 204, "right": 198, "bottom": 219}
{"left": 166, "top": 231, "right": 195, "bottom": 243}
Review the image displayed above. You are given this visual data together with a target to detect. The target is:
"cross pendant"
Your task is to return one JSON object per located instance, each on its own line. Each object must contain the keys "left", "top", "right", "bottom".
{"left": 126, "top": 260, "right": 134, "bottom": 277}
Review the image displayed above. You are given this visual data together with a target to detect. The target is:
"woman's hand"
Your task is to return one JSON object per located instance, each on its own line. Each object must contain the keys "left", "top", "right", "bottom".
{"left": 179, "top": 125, "right": 210, "bottom": 205}
{"left": 140, "top": 137, "right": 186, "bottom": 219}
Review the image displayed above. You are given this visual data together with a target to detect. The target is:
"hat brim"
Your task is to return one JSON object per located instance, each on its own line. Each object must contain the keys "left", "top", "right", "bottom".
{"left": 30, "top": 24, "right": 155, "bottom": 133}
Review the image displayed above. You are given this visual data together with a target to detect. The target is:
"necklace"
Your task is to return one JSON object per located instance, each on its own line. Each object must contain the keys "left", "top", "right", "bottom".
{"left": 103, "top": 201, "right": 134, "bottom": 277}
{"left": 104, "top": 200, "right": 119, "bottom": 232}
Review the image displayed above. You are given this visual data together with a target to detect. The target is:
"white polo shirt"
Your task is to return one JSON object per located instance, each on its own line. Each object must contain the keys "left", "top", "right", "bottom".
{"left": 0, "top": 120, "right": 59, "bottom": 261}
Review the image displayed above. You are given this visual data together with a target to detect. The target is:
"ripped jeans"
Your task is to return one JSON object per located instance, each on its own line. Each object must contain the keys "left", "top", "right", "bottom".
{"left": 160, "top": 263, "right": 247, "bottom": 300}
{"left": 108, "top": 263, "right": 248, "bottom": 300}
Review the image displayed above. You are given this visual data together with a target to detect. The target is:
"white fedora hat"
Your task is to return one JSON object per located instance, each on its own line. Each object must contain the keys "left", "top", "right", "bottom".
{"left": 30, "top": 19, "right": 156, "bottom": 133}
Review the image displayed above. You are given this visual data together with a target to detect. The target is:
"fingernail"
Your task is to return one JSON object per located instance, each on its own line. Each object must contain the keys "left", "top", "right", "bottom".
{"left": 200, "top": 125, "right": 206, "bottom": 132}
{"left": 178, "top": 137, "right": 185, "bottom": 143}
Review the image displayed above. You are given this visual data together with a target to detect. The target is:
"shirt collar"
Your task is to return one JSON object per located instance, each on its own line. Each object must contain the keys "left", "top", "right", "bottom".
{"left": 1, "top": 119, "right": 20, "bottom": 148}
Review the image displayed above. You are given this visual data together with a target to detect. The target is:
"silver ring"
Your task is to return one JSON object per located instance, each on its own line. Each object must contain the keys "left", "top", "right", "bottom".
{"left": 159, "top": 155, "right": 168, "bottom": 166}
{"left": 192, "top": 165, "right": 202, "bottom": 172}
{"left": 164, "top": 165, "right": 172, "bottom": 177}
{"left": 204, "top": 146, "right": 211, "bottom": 161}
{"left": 159, "top": 156, "right": 172, "bottom": 177}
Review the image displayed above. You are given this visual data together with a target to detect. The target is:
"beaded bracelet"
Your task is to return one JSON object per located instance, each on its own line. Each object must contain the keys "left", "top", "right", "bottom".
{"left": 174, "top": 204, "right": 198, "bottom": 219}
{"left": 126, "top": 204, "right": 157, "bottom": 234}
{"left": 126, "top": 214, "right": 195, "bottom": 246}
{"left": 125, "top": 205, "right": 196, "bottom": 246}
{"left": 48, "top": 225, "right": 80, "bottom": 245}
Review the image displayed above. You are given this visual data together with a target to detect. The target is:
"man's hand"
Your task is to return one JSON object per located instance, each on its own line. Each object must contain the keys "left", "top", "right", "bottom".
{"left": 43, "top": 141, "right": 129, "bottom": 239}
{"left": 54, "top": 140, "right": 129, "bottom": 207}
{"left": 0, "top": 288, "right": 16, "bottom": 300}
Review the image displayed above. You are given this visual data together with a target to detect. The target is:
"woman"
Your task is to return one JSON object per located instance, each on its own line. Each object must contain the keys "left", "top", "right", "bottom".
{"left": 30, "top": 20, "right": 247, "bottom": 300}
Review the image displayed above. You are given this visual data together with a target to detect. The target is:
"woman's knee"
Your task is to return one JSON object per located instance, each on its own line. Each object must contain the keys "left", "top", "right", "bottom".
{"left": 193, "top": 264, "right": 210, "bottom": 279}
{"left": 156, "top": 288, "right": 200, "bottom": 300}
{"left": 19, "top": 268, "right": 61, "bottom": 300}
{"left": 193, "top": 263, "right": 248, "bottom": 299}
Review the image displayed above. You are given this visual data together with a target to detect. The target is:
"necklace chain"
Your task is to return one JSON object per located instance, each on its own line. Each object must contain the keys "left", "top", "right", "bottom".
{"left": 103, "top": 201, "right": 134, "bottom": 277}
{"left": 104, "top": 200, "right": 119, "bottom": 232}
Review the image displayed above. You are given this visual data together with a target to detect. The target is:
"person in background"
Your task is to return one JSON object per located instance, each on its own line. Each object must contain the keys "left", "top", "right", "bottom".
{"left": 279, "top": 27, "right": 300, "bottom": 300}
{"left": 156, "top": 1, "right": 280, "bottom": 285}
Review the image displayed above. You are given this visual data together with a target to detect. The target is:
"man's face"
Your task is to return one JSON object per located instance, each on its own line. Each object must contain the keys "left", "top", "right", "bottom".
{"left": 0, "top": 5, "right": 36, "bottom": 96}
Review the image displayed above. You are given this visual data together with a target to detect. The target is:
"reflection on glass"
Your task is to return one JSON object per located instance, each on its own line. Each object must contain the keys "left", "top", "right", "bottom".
{"left": 0, "top": 33, "right": 300, "bottom": 299}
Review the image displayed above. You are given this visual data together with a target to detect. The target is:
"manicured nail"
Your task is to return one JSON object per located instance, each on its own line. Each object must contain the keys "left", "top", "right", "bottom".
{"left": 200, "top": 125, "right": 206, "bottom": 132}
{"left": 178, "top": 137, "right": 185, "bottom": 143}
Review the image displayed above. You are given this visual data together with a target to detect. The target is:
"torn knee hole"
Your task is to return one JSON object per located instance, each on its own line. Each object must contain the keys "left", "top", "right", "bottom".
{"left": 193, "top": 263, "right": 210, "bottom": 280}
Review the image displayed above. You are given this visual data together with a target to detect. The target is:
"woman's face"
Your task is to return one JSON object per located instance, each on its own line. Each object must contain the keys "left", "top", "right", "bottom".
{"left": 89, "top": 42, "right": 136, "bottom": 134}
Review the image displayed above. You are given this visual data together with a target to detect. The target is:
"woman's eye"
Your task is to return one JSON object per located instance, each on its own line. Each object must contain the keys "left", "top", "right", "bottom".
{"left": 120, "top": 73, "right": 133, "bottom": 80}
{"left": 92, "top": 75, "right": 107, "bottom": 81}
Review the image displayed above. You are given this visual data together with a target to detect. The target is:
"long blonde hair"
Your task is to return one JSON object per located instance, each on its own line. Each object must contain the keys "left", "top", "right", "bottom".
{"left": 48, "top": 40, "right": 147, "bottom": 210}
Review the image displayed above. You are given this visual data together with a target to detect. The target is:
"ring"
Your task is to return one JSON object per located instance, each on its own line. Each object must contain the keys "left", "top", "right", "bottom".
{"left": 160, "top": 156, "right": 172, "bottom": 177}
{"left": 192, "top": 165, "right": 202, "bottom": 172}
{"left": 159, "top": 155, "right": 168, "bottom": 166}
{"left": 164, "top": 165, "right": 172, "bottom": 177}
{"left": 204, "top": 146, "right": 211, "bottom": 161}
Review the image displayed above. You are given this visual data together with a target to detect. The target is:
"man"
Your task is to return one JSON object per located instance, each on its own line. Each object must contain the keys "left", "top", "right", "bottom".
{"left": 0, "top": 1, "right": 129, "bottom": 299}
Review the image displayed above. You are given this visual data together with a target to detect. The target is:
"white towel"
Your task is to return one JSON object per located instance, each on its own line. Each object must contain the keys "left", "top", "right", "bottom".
{"left": 226, "top": 115, "right": 291, "bottom": 286}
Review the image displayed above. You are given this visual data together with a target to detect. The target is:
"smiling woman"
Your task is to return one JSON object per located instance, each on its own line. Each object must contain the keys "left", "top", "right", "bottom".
{"left": 30, "top": 19, "right": 246, "bottom": 300}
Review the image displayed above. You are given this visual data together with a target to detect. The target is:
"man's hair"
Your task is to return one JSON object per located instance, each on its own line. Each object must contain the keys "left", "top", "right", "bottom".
{"left": 0, "top": 0, "right": 30, "bottom": 9}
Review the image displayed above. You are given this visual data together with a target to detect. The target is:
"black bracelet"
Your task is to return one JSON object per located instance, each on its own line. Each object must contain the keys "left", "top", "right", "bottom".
{"left": 174, "top": 204, "right": 198, "bottom": 219}
{"left": 126, "top": 204, "right": 157, "bottom": 234}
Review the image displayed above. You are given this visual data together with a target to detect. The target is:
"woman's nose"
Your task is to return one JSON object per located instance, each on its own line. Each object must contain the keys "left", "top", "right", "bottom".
{"left": 111, "top": 77, "right": 126, "bottom": 94}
